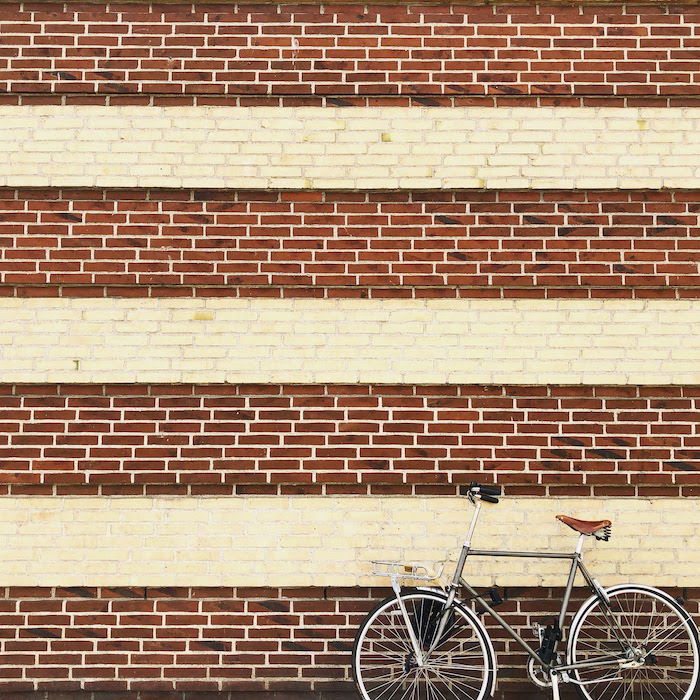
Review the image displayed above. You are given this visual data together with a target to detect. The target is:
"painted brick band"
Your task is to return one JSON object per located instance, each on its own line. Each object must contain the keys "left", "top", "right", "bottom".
{"left": 0, "top": 298, "right": 699, "bottom": 385}
{"left": 0, "top": 496, "right": 695, "bottom": 586}
{"left": 7, "top": 106, "right": 700, "bottom": 189}
{"left": 1, "top": 383, "right": 700, "bottom": 498}
{"left": 1, "top": 189, "right": 699, "bottom": 299}
{"left": 1, "top": 4, "right": 700, "bottom": 102}
{"left": 0, "top": 585, "right": 681, "bottom": 697}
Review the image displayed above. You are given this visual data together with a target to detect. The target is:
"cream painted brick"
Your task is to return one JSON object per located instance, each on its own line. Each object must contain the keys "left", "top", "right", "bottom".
{"left": 0, "top": 496, "right": 700, "bottom": 586}
{"left": 1, "top": 106, "right": 700, "bottom": 188}
{"left": 0, "top": 298, "right": 699, "bottom": 384}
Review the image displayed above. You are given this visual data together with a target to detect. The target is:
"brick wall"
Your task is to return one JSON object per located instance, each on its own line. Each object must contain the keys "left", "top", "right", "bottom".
{"left": 4, "top": 105, "right": 700, "bottom": 189}
{"left": 0, "top": 585, "right": 358, "bottom": 695}
{"left": 1, "top": 4, "right": 700, "bottom": 106}
{"left": 0, "top": 0, "right": 698, "bottom": 696}
{"left": 0, "top": 495, "right": 689, "bottom": 588}
{"left": 0, "top": 585, "right": 694, "bottom": 697}
{"left": 0, "top": 383, "right": 698, "bottom": 498}
{"left": 1, "top": 189, "right": 699, "bottom": 299}
{"left": 0, "top": 298, "right": 698, "bottom": 385}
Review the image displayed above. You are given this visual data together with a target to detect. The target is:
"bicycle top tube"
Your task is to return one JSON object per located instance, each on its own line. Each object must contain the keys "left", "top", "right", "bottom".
{"left": 464, "top": 548, "right": 578, "bottom": 559}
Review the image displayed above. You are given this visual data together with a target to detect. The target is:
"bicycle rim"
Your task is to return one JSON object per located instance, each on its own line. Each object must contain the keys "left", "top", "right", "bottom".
{"left": 352, "top": 590, "right": 493, "bottom": 700}
{"left": 568, "top": 585, "right": 700, "bottom": 700}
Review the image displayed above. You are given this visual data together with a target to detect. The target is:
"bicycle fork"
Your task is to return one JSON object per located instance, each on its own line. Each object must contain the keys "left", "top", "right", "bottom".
{"left": 390, "top": 575, "right": 426, "bottom": 667}
{"left": 411, "top": 499, "right": 482, "bottom": 662}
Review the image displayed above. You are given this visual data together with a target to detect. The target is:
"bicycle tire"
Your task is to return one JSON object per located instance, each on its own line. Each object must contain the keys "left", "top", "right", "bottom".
{"left": 352, "top": 588, "right": 496, "bottom": 700}
{"left": 567, "top": 584, "right": 700, "bottom": 700}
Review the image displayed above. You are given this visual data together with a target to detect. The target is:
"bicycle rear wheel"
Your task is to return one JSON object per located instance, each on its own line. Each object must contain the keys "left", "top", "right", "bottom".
{"left": 352, "top": 589, "right": 495, "bottom": 700}
{"left": 567, "top": 584, "right": 700, "bottom": 700}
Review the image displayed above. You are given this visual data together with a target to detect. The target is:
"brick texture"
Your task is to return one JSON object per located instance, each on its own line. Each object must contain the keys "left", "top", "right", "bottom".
{"left": 0, "top": 585, "right": 360, "bottom": 695}
{"left": 1, "top": 4, "right": 700, "bottom": 105}
{"left": 1, "top": 189, "right": 699, "bottom": 299}
{"left": 0, "top": 495, "right": 687, "bottom": 587}
{"left": 7, "top": 105, "right": 700, "bottom": 190}
{"left": 1, "top": 383, "right": 699, "bottom": 497}
{"left": 0, "top": 585, "right": 694, "bottom": 697}
{"left": 1, "top": 298, "right": 698, "bottom": 385}
{"left": 0, "top": 0, "right": 696, "bottom": 697}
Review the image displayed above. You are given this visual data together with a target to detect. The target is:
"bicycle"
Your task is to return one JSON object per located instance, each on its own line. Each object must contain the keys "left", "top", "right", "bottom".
{"left": 352, "top": 483, "right": 700, "bottom": 700}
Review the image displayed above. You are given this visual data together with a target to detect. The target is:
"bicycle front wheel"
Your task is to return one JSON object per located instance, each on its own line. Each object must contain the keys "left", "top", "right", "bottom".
{"left": 568, "top": 584, "right": 700, "bottom": 700}
{"left": 352, "top": 589, "right": 495, "bottom": 700}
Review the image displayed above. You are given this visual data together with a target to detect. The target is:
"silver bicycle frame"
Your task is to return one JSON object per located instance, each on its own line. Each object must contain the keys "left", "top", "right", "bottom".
{"left": 426, "top": 500, "right": 630, "bottom": 674}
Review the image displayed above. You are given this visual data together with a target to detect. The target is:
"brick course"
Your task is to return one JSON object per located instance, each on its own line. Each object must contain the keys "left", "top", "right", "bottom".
{"left": 2, "top": 4, "right": 700, "bottom": 103}
{"left": 1, "top": 383, "right": 699, "bottom": 497}
{"left": 7, "top": 105, "right": 700, "bottom": 190}
{"left": 1, "top": 189, "right": 699, "bottom": 299}
{"left": 0, "top": 495, "right": 686, "bottom": 587}
{"left": 0, "top": 585, "right": 359, "bottom": 695}
{"left": 0, "top": 585, "right": 692, "bottom": 697}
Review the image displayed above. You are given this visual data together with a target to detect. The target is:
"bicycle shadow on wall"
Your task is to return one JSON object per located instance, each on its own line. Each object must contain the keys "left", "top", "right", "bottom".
{"left": 353, "top": 484, "right": 699, "bottom": 700}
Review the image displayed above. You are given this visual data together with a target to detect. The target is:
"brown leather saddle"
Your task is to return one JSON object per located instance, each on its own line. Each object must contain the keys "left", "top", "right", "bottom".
{"left": 556, "top": 514, "right": 612, "bottom": 541}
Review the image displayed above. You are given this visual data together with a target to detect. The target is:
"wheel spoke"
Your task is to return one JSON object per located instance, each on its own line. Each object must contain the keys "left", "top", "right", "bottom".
{"left": 569, "top": 588, "right": 699, "bottom": 700}
{"left": 354, "top": 592, "right": 491, "bottom": 700}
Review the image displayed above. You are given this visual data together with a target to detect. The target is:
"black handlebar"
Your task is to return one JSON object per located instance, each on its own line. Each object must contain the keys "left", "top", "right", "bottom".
{"left": 479, "top": 485, "right": 501, "bottom": 497}
{"left": 468, "top": 482, "right": 501, "bottom": 504}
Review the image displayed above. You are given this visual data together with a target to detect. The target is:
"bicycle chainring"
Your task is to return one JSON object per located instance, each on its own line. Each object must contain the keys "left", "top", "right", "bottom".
{"left": 527, "top": 657, "right": 552, "bottom": 688}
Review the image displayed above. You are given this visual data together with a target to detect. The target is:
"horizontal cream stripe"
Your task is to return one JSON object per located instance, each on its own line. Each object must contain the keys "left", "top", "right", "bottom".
{"left": 2, "top": 106, "right": 700, "bottom": 189}
{"left": 0, "top": 497, "right": 694, "bottom": 587}
{"left": 0, "top": 298, "right": 698, "bottom": 384}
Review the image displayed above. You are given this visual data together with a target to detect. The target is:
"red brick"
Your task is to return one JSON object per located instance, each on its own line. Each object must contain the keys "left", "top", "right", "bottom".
{"left": 0, "top": 584, "right": 662, "bottom": 694}
{"left": 0, "top": 382, "right": 694, "bottom": 496}
{"left": 0, "top": 189, "right": 697, "bottom": 298}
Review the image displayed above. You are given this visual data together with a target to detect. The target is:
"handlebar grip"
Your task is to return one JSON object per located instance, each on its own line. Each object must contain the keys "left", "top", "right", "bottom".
{"left": 479, "top": 485, "right": 501, "bottom": 497}
{"left": 480, "top": 494, "right": 499, "bottom": 504}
